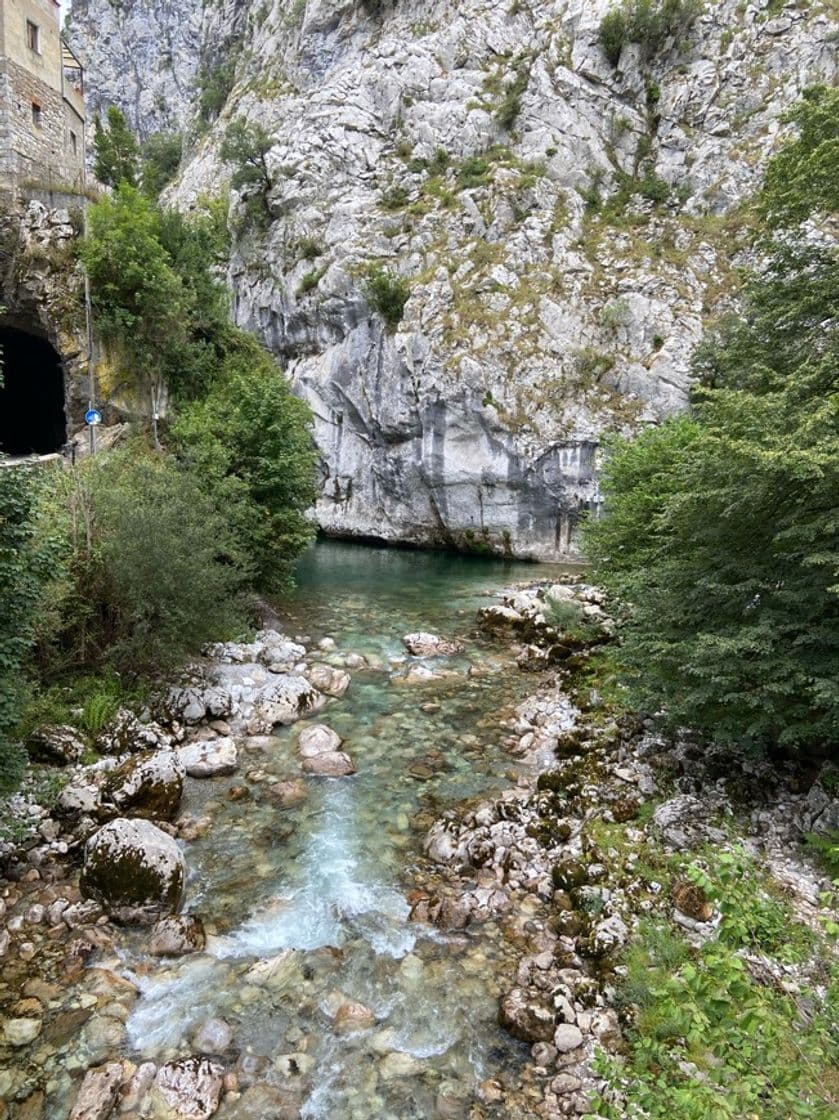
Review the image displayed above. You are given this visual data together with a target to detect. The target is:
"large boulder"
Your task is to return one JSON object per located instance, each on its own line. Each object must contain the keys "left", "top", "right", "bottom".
{"left": 177, "top": 737, "right": 238, "bottom": 778}
{"left": 81, "top": 818, "right": 186, "bottom": 922}
{"left": 151, "top": 1057, "right": 224, "bottom": 1120}
{"left": 402, "top": 632, "right": 465, "bottom": 657}
{"left": 165, "top": 684, "right": 234, "bottom": 726}
{"left": 297, "top": 724, "right": 342, "bottom": 758}
{"left": 255, "top": 674, "right": 326, "bottom": 726}
{"left": 101, "top": 751, "right": 184, "bottom": 820}
{"left": 26, "top": 725, "right": 85, "bottom": 765}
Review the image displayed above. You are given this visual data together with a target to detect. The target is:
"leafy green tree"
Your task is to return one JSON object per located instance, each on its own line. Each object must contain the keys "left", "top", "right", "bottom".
{"left": 93, "top": 106, "right": 141, "bottom": 188}
{"left": 220, "top": 119, "right": 275, "bottom": 224}
{"left": 172, "top": 333, "right": 317, "bottom": 591}
{"left": 141, "top": 131, "right": 183, "bottom": 198}
{"left": 758, "top": 85, "right": 839, "bottom": 229}
{"left": 0, "top": 465, "right": 55, "bottom": 792}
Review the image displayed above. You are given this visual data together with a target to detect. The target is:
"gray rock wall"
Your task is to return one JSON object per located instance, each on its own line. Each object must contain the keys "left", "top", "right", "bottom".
{"left": 67, "top": 0, "right": 837, "bottom": 557}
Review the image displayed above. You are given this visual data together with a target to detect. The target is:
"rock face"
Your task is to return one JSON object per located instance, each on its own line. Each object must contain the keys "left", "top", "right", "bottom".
{"left": 67, "top": 1, "right": 837, "bottom": 558}
{"left": 81, "top": 818, "right": 187, "bottom": 921}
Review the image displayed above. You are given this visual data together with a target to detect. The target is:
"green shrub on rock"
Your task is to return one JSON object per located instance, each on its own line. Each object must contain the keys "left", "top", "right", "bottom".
{"left": 599, "top": 0, "right": 703, "bottom": 67}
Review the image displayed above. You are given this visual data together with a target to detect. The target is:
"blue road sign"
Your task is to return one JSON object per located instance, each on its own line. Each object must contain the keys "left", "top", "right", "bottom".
{"left": 85, "top": 408, "right": 103, "bottom": 426}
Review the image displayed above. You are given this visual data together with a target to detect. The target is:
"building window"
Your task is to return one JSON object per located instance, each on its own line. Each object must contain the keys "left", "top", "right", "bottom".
{"left": 26, "top": 20, "right": 41, "bottom": 54}
{"left": 70, "top": 130, "right": 78, "bottom": 154}
{"left": 31, "top": 102, "right": 42, "bottom": 129}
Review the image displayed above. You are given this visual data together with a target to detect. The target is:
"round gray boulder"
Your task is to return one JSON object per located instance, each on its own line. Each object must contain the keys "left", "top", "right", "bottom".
{"left": 81, "top": 818, "right": 186, "bottom": 922}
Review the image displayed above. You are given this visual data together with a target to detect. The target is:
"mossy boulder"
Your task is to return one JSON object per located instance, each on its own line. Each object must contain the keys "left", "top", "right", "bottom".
{"left": 101, "top": 751, "right": 184, "bottom": 821}
{"left": 552, "top": 859, "right": 588, "bottom": 891}
{"left": 81, "top": 818, "right": 186, "bottom": 922}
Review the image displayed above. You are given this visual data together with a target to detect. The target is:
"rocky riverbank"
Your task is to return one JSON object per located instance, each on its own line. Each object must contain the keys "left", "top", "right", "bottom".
{"left": 414, "top": 581, "right": 839, "bottom": 1117}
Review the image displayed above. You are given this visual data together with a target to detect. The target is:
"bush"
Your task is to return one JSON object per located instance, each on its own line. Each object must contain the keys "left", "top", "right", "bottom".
{"left": 496, "top": 66, "right": 529, "bottom": 130}
{"left": 598, "top": 0, "right": 703, "bottom": 67}
{"left": 365, "top": 268, "right": 410, "bottom": 331}
{"left": 197, "top": 57, "right": 237, "bottom": 123}
{"left": 220, "top": 119, "right": 275, "bottom": 226}
{"left": 37, "top": 450, "right": 250, "bottom": 676}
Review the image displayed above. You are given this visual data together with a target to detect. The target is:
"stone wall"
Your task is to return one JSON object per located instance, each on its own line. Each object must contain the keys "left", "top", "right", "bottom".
{"left": 0, "top": 0, "right": 86, "bottom": 190}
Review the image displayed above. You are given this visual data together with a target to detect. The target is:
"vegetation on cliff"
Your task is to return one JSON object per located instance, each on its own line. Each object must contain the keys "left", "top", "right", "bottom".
{"left": 586, "top": 87, "right": 838, "bottom": 758}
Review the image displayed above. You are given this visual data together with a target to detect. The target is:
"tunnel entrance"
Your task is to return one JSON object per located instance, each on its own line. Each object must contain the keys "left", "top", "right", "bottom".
{"left": 0, "top": 326, "right": 67, "bottom": 456}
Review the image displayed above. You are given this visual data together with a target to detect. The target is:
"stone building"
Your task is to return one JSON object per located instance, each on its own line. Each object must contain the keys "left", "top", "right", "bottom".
{"left": 0, "top": 0, "right": 86, "bottom": 191}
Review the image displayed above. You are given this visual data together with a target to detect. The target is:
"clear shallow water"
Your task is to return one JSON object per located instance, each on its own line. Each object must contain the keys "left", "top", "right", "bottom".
{"left": 118, "top": 542, "right": 575, "bottom": 1118}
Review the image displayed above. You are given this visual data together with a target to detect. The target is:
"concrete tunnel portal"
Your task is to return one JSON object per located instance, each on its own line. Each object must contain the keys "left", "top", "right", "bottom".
{"left": 0, "top": 325, "right": 67, "bottom": 457}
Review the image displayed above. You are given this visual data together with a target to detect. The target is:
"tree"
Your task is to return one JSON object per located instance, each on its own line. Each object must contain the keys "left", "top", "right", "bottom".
{"left": 584, "top": 88, "right": 839, "bottom": 758}
{"left": 220, "top": 119, "right": 275, "bottom": 224}
{"left": 758, "top": 85, "right": 839, "bottom": 230}
{"left": 172, "top": 332, "right": 317, "bottom": 591}
{"left": 93, "top": 106, "right": 141, "bottom": 189}
{"left": 141, "top": 131, "right": 183, "bottom": 198}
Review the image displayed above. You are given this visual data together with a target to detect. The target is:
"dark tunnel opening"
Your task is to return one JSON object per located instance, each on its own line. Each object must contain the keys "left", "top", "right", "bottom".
{"left": 0, "top": 326, "right": 67, "bottom": 457}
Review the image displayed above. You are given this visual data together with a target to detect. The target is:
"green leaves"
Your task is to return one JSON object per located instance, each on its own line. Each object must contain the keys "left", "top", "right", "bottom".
{"left": 759, "top": 86, "right": 839, "bottom": 229}
{"left": 584, "top": 89, "right": 839, "bottom": 759}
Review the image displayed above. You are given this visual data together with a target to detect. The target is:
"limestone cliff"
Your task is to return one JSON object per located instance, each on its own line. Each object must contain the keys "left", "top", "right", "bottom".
{"left": 66, "top": 0, "right": 837, "bottom": 557}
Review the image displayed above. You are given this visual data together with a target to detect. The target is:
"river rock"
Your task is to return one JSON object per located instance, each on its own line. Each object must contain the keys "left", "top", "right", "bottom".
{"left": 193, "top": 1018, "right": 233, "bottom": 1054}
{"left": 334, "top": 999, "right": 376, "bottom": 1032}
{"left": 379, "top": 1051, "right": 423, "bottom": 1080}
{"left": 297, "top": 724, "right": 342, "bottom": 758}
{"left": 3, "top": 1017, "right": 42, "bottom": 1046}
{"left": 69, "top": 1061, "right": 123, "bottom": 1120}
{"left": 152, "top": 1057, "right": 224, "bottom": 1120}
{"left": 499, "top": 988, "right": 555, "bottom": 1043}
{"left": 255, "top": 674, "right": 326, "bottom": 726}
{"left": 305, "top": 663, "right": 351, "bottom": 697}
{"left": 149, "top": 915, "right": 206, "bottom": 956}
{"left": 81, "top": 818, "right": 186, "bottom": 921}
{"left": 177, "top": 737, "right": 239, "bottom": 778}
{"left": 267, "top": 779, "right": 309, "bottom": 807}
{"left": 166, "top": 684, "right": 234, "bottom": 726}
{"left": 402, "top": 632, "right": 465, "bottom": 656}
{"left": 101, "top": 751, "right": 184, "bottom": 820}
{"left": 553, "top": 1023, "right": 584, "bottom": 1053}
{"left": 26, "top": 724, "right": 85, "bottom": 765}
{"left": 301, "top": 750, "right": 356, "bottom": 777}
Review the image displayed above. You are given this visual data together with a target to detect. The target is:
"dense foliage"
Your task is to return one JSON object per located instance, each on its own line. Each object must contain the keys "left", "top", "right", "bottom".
{"left": 0, "top": 466, "right": 55, "bottom": 792}
{"left": 585, "top": 90, "right": 838, "bottom": 757}
{"left": 172, "top": 333, "right": 318, "bottom": 591}
{"left": 141, "top": 132, "right": 184, "bottom": 198}
{"left": 35, "top": 449, "right": 250, "bottom": 676}
{"left": 599, "top": 0, "right": 703, "bottom": 67}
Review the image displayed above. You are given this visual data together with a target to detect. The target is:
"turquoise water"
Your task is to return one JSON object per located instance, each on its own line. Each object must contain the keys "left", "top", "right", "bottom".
{"left": 119, "top": 542, "right": 573, "bottom": 1118}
